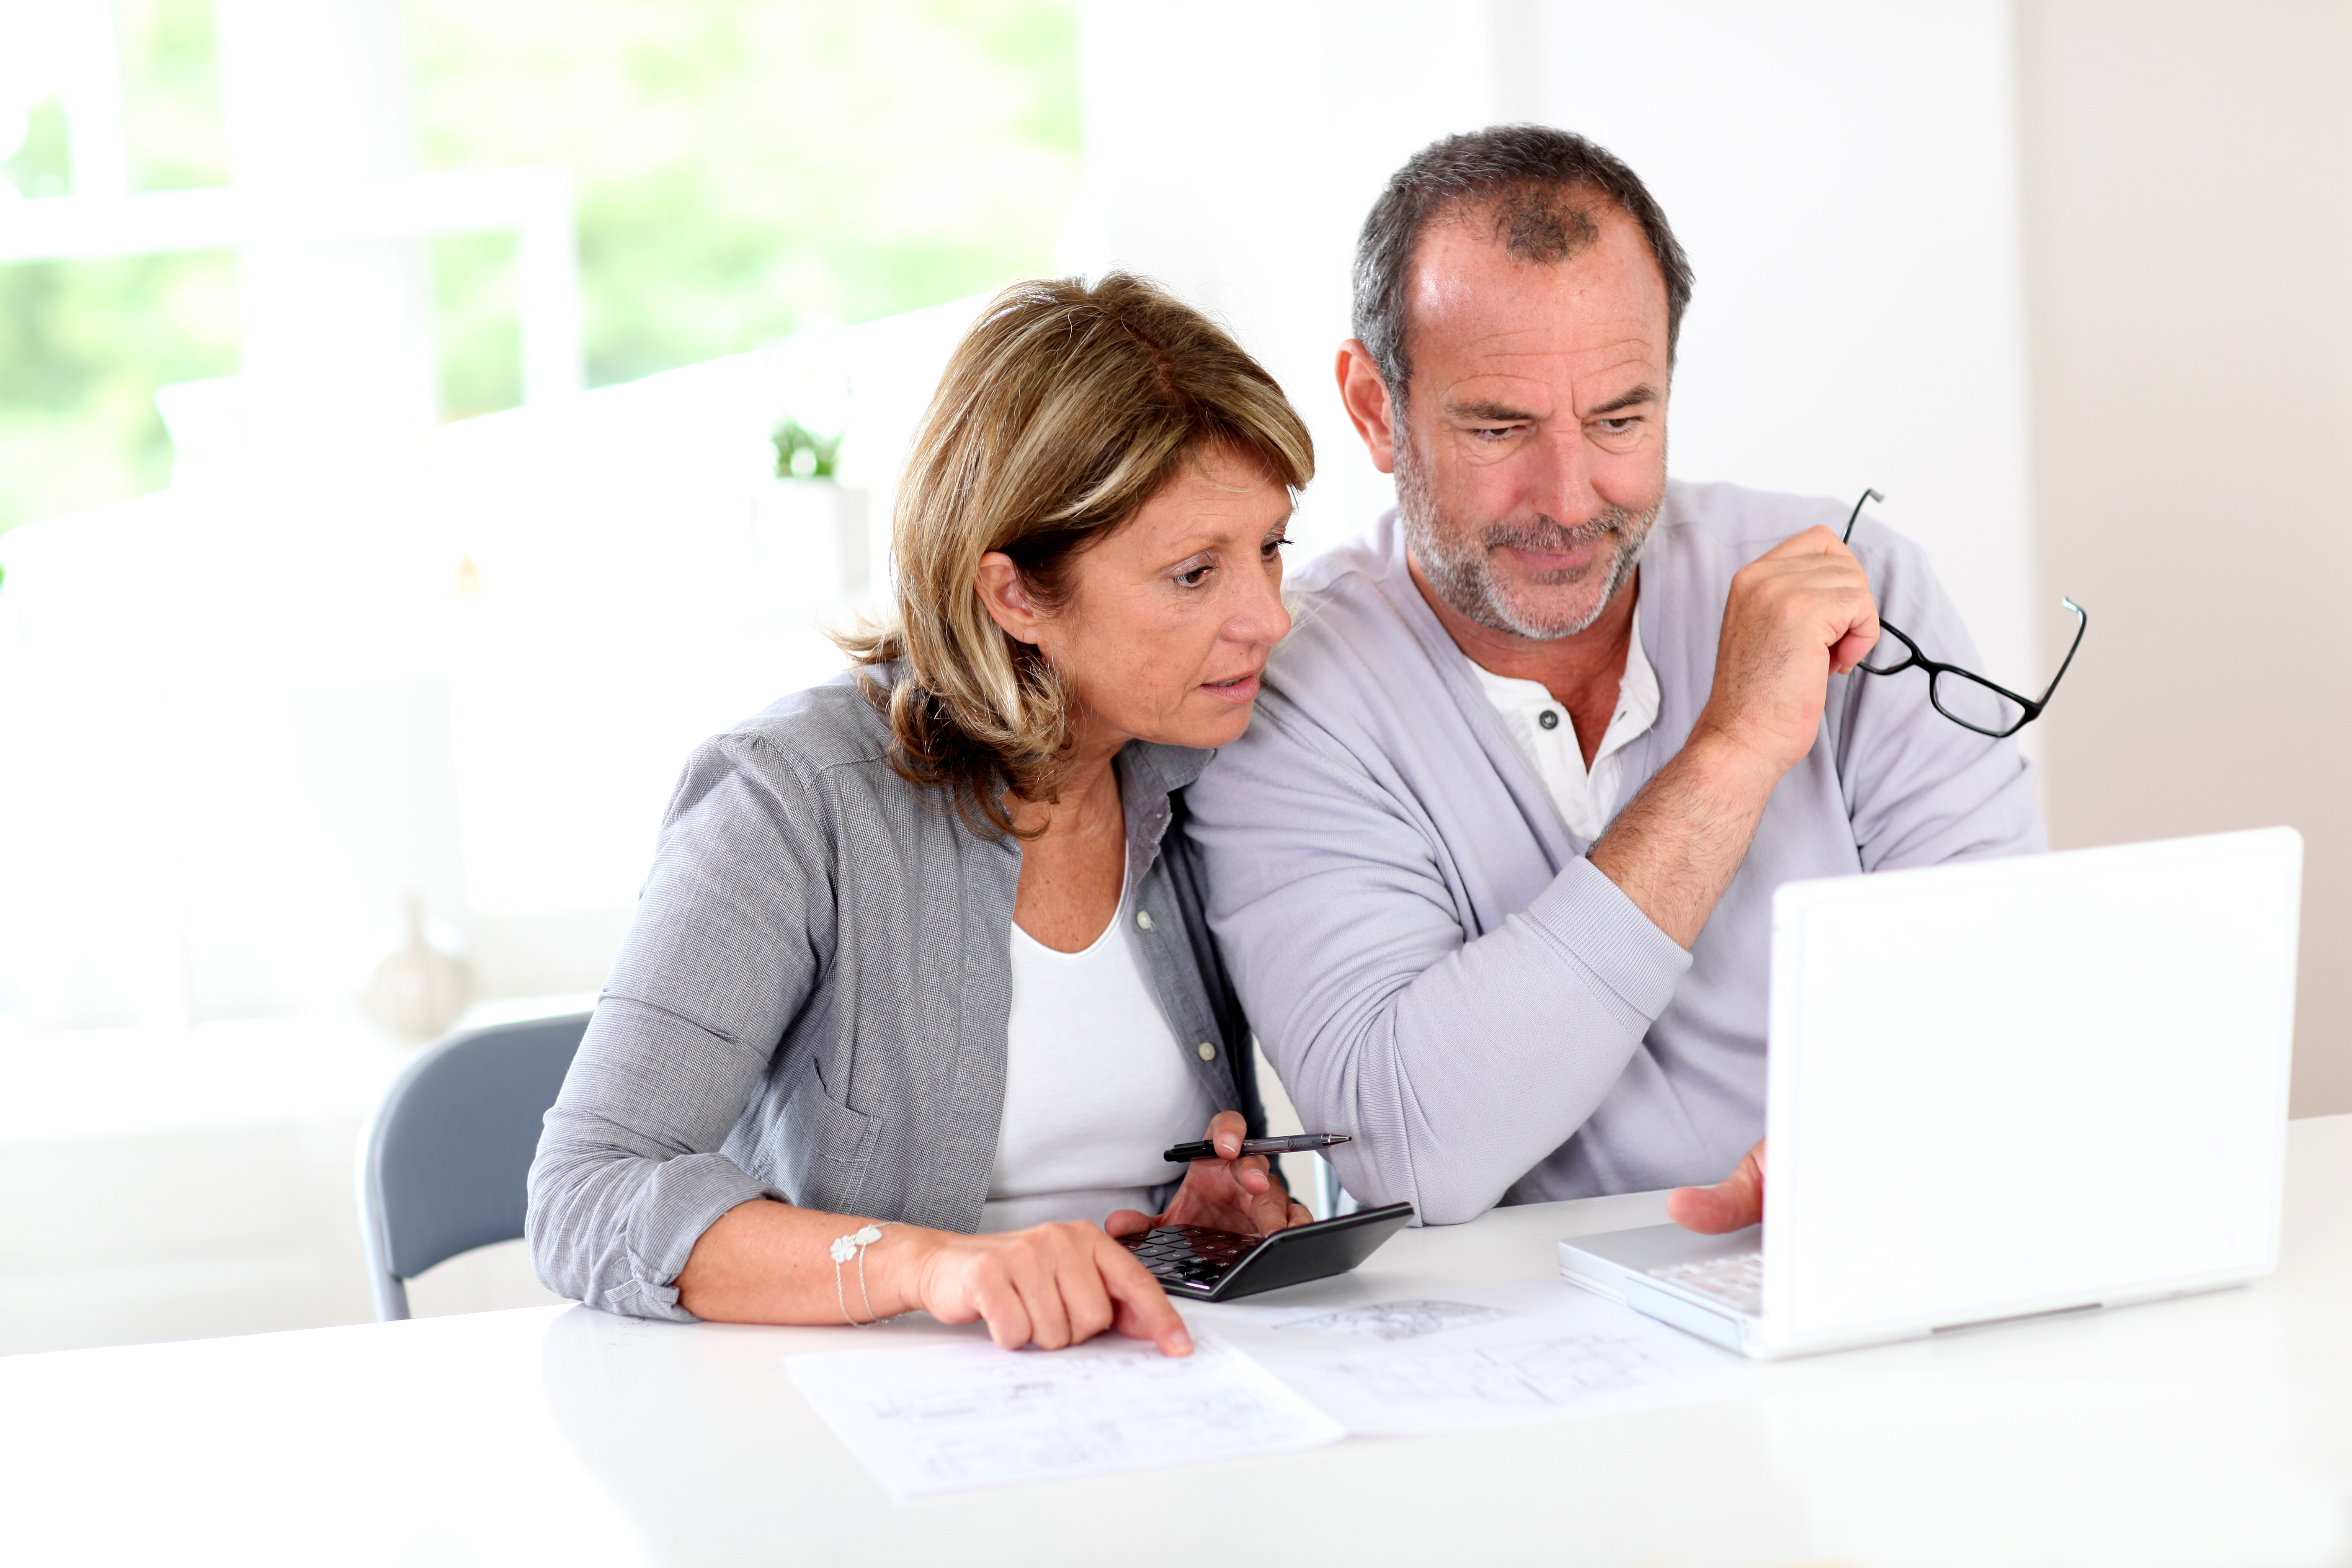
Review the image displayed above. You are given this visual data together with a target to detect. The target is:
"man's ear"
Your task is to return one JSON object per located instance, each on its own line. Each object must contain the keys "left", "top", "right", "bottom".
{"left": 975, "top": 551, "right": 1043, "bottom": 644}
{"left": 1336, "top": 339, "right": 1399, "bottom": 476}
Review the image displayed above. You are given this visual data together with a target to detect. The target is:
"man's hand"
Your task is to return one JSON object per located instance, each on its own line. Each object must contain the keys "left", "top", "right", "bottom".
{"left": 1104, "top": 1111, "right": 1311, "bottom": 1240}
{"left": 1590, "top": 527, "right": 1878, "bottom": 949}
{"left": 1691, "top": 526, "right": 1880, "bottom": 776}
{"left": 1666, "top": 1138, "right": 1766, "bottom": 1234}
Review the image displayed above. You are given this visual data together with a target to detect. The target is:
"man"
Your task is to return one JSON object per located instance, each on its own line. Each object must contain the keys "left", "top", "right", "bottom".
{"left": 1186, "top": 126, "right": 2043, "bottom": 1229}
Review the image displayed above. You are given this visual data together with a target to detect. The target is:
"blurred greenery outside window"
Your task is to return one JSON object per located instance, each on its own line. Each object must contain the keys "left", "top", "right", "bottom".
{"left": 0, "top": 0, "right": 1079, "bottom": 536}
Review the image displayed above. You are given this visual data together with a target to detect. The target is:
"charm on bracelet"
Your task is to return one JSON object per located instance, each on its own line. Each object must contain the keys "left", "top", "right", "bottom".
{"left": 830, "top": 1222, "right": 897, "bottom": 1326}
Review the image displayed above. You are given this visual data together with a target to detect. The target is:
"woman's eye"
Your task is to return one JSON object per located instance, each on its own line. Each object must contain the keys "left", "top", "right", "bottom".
{"left": 1179, "top": 563, "right": 1214, "bottom": 588}
{"left": 1261, "top": 536, "right": 1290, "bottom": 560}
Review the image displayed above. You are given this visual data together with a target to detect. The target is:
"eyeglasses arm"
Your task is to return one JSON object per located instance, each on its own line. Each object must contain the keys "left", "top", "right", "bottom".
{"left": 1841, "top": 487, "right": 1886, "bottom": 545}
{"left": 2030, "top": 598, "right": 2088, "bottom": 707}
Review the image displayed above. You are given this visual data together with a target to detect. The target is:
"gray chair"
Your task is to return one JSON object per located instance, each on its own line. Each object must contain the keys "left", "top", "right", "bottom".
{"left": 358, "top": 1012, "right": 589, "bottom": 1320}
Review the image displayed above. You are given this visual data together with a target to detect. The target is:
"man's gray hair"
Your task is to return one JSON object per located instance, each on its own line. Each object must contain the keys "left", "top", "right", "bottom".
{"left": 1352, "top": 125, "right": 1696, "bottom": 403}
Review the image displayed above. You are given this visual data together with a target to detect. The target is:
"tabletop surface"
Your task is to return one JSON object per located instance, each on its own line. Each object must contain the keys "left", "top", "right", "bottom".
{"left": 6, "top": 1117, "right": 2348, "bottom": 1568}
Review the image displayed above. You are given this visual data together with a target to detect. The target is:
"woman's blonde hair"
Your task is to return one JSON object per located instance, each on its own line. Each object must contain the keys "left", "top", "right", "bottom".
{"left": 838, "top": 272, "right": 1313, "bottom": 838}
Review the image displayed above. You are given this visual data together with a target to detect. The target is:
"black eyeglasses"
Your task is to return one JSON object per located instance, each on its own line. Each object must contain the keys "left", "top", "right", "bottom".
{"left": 1841, "top": 487, "right": 2086, "bottom": 739}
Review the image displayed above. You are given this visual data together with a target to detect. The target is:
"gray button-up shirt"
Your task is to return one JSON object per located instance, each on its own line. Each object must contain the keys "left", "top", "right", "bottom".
{"left": 527, "top": 665, "right": 1264, "bottom": 1321}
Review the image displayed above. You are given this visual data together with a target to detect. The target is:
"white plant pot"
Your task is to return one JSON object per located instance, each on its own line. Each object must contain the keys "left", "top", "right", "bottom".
{"left": 752, "top": 478, "right": 871, "bottom": 610}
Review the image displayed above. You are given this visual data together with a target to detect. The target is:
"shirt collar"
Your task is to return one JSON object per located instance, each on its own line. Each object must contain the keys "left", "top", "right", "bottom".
{"left": 1450, "top": 592, "right": 1662, "bottom": 761}
{"left": 1120, "top": 739, "right": 1213, "bottom": 799}
{"left": 1612, "top": 608, "right": 1662, "bottom": 745}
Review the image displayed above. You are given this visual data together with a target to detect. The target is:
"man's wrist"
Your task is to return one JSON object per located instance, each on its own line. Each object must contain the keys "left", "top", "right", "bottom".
{"left": 1589, "top": 722, "right": 1785, "bottom": 952}
{"left": 1676, "top": 721, "right": 1790, "bottom": 809}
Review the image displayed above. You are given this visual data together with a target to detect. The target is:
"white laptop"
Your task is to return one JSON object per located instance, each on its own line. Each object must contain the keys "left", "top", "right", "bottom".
{"left": 1559, "top": 828, "right": 2302, "bottom": 1359}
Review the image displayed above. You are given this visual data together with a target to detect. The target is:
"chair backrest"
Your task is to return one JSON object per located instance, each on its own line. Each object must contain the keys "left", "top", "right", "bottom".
{"left": 357, "top": 1013, "right": 589, "bottom": 1320}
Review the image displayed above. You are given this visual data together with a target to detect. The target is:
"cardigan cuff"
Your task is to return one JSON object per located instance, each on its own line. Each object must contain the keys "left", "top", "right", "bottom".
{"left": 1522, "top": 856, "right": 1694, "bottom": 1029}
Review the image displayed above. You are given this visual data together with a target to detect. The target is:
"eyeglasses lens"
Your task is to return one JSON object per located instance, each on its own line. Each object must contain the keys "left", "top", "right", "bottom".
{"left": 1858, "top": 629, "right": 1912, "bottom": 676}
{"left": 1932, "top": 670, "right": 2027, "bottom": 736}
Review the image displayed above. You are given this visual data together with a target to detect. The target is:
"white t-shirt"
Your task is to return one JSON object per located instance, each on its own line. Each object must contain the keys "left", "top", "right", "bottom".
{"left": 1467, "top": 611, "right": 1662, "bottom": 841}
{"left": 980, "top": 861, "right": 1218, "bottom": 1233}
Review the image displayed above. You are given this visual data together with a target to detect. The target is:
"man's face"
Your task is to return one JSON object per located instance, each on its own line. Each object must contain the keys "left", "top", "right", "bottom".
{"left": 1387, "top": 203, "right": 1672, "bottom": 640}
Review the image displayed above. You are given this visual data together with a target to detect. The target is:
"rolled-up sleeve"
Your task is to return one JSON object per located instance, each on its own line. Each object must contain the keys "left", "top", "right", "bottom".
{"left": 526, "top": 735, "right": 830, "bottom": 1320}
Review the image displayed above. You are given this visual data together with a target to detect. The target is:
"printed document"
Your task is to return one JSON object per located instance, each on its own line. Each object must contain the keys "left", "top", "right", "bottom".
{"left": 787, "top": 1330, "right": 1344, "bottom": 1500}
{"left": 1199, "top": 1279, "right": 1768, "bottom": 1436}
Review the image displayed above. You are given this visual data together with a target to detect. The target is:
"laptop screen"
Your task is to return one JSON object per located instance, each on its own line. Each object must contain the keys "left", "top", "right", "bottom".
{"left": 1762, "top": 828, "right": 2300, "bottom": 1342}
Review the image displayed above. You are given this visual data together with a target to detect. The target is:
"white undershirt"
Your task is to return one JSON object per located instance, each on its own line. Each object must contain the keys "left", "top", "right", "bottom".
{"left": 980, "top": 858, "right": 1217, "bottom": 1233}
{"left": 1468, "top": 611, "right": 1663, "bottom": 842}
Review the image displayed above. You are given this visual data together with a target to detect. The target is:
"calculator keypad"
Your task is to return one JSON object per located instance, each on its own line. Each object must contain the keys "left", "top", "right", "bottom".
{"left": 1117, "top": 1224, "right": 1263, "bottom": 1292}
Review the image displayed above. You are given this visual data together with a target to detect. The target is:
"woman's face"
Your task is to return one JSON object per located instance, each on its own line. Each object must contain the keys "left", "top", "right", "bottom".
{"left": 983, "top": 444, "right": 1294, "bottom": 755}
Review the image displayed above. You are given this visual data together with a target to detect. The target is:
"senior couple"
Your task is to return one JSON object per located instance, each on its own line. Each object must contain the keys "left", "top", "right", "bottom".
{"left": 528, "top": 126, "right": 2041, "bottom": 1354}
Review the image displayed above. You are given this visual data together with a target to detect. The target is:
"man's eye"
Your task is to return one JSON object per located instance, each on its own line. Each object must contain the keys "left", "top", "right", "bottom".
{"left": 1594, "top": 418, "right": 1638, "bottom": 435}
{"left": 1473, "top": 426, "right": 1515, "bottom": 441}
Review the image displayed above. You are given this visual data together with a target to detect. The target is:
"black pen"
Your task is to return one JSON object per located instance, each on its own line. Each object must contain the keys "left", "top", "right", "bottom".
{"left": 1163, "top": 1132, "right": 1352, "bottom": 1163}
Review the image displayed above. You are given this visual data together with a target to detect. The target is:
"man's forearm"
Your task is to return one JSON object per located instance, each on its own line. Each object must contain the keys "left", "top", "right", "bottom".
{"left": 1588, "top": 730, "right": 1784, "bottom": 948}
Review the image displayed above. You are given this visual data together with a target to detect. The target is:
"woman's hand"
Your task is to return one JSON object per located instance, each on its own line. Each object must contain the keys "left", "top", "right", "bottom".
{"left": 891, "top": 1221, "right": 1194, "bottom": 1356}
{"left": 1103, "top": 1111, "right": 1313, "bottom": 1241}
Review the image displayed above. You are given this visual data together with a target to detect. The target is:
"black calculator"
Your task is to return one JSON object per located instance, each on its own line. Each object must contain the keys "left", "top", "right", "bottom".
{"left": 1116, "top": 1202, "right": 1416, "bottom": 1302}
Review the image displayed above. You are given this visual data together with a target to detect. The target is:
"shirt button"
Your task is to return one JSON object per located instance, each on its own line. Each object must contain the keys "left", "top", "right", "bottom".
{"left": 1538, "top": 709, "right": 1561, "bottom": 731}
{"left": 1196, "top": 1041, "right": 1217, "bottom": 1062}
{"left": 1135, "top": 909, "right": 1154, "bottom": 931}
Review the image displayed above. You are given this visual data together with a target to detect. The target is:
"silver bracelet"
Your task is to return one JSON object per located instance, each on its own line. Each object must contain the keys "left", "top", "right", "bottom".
{"left": 828, "top": 1222, "right": 898, "bottom": 1326}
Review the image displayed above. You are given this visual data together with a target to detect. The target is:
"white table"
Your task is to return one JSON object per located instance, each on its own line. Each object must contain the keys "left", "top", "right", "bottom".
{"left": 8, "top": 1117, "right": 2348, "bottom": 1568}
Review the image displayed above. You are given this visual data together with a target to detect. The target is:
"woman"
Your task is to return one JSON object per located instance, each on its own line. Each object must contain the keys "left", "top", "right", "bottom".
{"left": 528, "top": 274, "right": 1314, "bottom": 1357}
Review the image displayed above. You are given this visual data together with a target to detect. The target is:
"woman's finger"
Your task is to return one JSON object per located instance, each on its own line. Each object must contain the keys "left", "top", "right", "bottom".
{"left": 1055, "top": 1240, "right": 1118, "bottom": 1345}
{"left": 970, "top": 1266, "right": 1032, "bottom": 1351}
{"left": 1246, "top": 1170, "right": 1297, "bottom": 1234}
{"left": 1204, "top": 1109, "right": 1249, "bottom": 1160}
{"left": 1011, "top": 1233, "right": 1076, "bottom": 1349}
{"left": 1093, "top": 1235, "right": 1191, "bottom": 1356}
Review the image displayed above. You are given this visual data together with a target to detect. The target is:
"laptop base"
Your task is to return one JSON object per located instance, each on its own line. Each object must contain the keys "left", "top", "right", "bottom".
{"left": 1561, "top": 1223, "right": 2258, "bottom": 1360}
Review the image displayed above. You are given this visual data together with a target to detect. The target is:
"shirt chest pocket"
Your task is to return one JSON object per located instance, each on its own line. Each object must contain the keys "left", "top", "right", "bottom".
{"left": 775, "top": 1065, "right": 881, "bottom": 1215}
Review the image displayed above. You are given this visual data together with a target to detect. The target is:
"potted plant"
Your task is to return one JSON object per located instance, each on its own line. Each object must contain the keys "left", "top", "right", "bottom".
{"left": 756, "top": 417, "right": 870, "bottom": 605}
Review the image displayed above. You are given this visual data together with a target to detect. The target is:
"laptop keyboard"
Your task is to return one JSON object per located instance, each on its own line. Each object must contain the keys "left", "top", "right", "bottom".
{"left": 1651, "top": 1249, "right": 1764, "bottom": 1314}
{"left": 1118, "top": 1224, "right": 1261, "bottom": 1291}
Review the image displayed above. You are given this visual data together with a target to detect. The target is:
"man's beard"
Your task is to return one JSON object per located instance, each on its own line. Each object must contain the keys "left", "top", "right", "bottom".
{"left": 1396, "top": 435, "right": 1658, "bottom": 641}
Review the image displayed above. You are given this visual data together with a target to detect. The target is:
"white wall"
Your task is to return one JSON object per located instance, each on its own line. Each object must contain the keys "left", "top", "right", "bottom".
{"left": 1065, "top": 0, "right": 1492, "bottom": 559}
{"left": 2016, "top": 0, "right": 2352, "bottom": 1117}
{"left": 1071, "top": 0, "right": 2042, "bottom": 693}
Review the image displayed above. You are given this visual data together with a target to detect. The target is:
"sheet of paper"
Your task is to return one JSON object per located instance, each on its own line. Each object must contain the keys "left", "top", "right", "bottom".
{"left": 1199, "top": 1279, "right": 1768, "bottom": 1436}
{"left": 786, "top": 1329, "right": 1345, "bottom": 1500}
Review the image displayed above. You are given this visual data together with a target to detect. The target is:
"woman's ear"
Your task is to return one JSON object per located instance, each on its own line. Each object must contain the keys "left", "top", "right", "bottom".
{"left": 975, "top": 551, "right": 1043, "bottom": 644}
